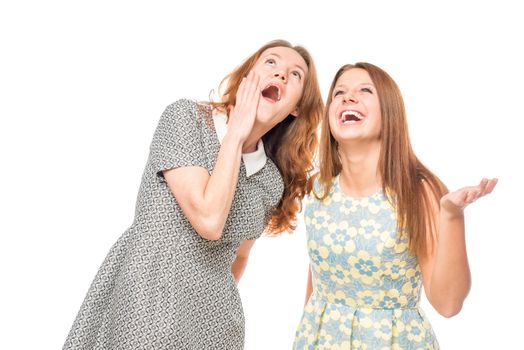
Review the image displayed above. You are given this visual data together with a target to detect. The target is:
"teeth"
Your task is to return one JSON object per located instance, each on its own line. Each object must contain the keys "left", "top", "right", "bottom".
{"left": 341, "top": 110, "right": 363, "bottom": 119}
{"left": 340, "top": 110, "right": 364, "bottom": 123}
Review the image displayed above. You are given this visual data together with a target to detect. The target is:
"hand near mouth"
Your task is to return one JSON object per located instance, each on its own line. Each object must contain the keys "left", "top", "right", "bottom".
{"left": 227, "top": 70, "right": 261, "bottom": 143}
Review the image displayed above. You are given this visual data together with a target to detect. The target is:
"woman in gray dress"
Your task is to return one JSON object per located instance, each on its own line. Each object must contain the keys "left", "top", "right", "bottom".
{"left": 63, "top": 40, "right": 324, "bottom": 350}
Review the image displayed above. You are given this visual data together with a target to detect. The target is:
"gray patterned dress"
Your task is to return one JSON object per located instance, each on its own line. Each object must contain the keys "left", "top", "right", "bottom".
{"left": 63, "top": 99, "right": 284, "bottom": 350}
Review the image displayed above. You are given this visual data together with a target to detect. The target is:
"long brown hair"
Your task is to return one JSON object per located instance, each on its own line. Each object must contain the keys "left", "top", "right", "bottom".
{"left": 313, "top": 63, "right": 448, "bottom": 257}
{"left": 212, "top": 40, "right": 324, "bottom": 234}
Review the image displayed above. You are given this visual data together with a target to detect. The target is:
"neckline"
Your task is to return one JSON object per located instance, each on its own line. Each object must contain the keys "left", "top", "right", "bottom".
{"left": 335, "top": 174, "right": 383, "bottom": 200}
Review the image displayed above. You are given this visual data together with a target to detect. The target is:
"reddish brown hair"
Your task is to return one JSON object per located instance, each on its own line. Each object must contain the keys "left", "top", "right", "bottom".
{"left": 313, "top": 63, "right": 448, "bottom": 257}
{"left": 213, "top": 40, "right": 324, "bottom": 234}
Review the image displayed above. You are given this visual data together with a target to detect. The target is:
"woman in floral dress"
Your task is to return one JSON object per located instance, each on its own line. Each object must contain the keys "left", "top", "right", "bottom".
{"left": 293, "top": 63, "right": 497, "bottom": 349}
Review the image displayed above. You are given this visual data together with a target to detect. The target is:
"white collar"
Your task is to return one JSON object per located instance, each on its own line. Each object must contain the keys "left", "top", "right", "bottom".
{"left": 212, "top": 110, "right": 267, "bottom": 177}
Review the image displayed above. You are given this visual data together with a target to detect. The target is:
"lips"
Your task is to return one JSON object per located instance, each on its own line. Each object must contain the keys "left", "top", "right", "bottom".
{"left": 339, "top": 110, "right": 364, "bottom": 124}
{"left": 261, "top": 83, "right": 281, "bottom": 102}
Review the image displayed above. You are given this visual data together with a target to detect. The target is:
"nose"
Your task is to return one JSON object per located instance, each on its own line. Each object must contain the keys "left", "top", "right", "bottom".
{"left": 274, "top": 71, "right": 287, "bottom": 83}
{"left": 343, "top": 92, "right": 358, "bottom": 104}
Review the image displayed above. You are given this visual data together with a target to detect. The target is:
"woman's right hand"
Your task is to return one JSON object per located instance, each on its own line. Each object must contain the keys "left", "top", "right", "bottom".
{"left": 227, "top": 70, "right": 260, "bottom": 143}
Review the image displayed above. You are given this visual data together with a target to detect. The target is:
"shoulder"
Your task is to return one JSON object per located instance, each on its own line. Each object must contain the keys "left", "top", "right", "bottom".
{"left": 311, "top": 174, "right": 322, "bottom": 193}
{"left": 164, "top": 98, "right": 212, "bottom": 111}
{"left": 163, "top": 98, "right": 197, "bottom": 114}
{"left": 160, "top": 99, "right": 213, "bottom": 123}
{"left": 310, "top": 173, "right": 334, "bottom": 199}
{"left": 304, "top": 174, "right": 325, "bottom": 206}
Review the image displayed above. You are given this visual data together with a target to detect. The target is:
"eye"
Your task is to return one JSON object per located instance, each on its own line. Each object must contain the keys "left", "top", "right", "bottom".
{"left": 291, "top": 71, "right": 302, "bottom": 80}
{"left": 333, "top": 90, "right": 344, "bottom": 97}
{"left": 265, "top": 58, "right": 276, "bottom": 65}
{"left": 361, "top": 87, "right": 373, "bottom": 94}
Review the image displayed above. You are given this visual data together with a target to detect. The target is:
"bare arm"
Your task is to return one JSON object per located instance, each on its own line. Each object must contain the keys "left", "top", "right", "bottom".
{"left": 419, "top": 178, "right": 497, "bottom": 317}
{"left": 232, "top": 239, "right": 256, "bottom": 283}
{"left": 163, "top": 135, "right": 242, "bottom": 241}
{"left": 163, "top": 72, "right": 260, "bottom": 241}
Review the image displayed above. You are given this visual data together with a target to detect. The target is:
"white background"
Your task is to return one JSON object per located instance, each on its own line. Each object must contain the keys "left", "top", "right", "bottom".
{"left": 1, "top": 1, "right": 522, "bottom": 349}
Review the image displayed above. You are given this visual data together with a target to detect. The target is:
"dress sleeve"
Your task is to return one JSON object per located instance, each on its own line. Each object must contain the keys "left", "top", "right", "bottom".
{"left": 149, "top": 99, "right": 207, "bottom": 176}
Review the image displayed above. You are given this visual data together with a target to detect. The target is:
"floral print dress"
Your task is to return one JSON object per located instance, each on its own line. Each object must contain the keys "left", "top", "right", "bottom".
{"left": 293, "top": 176, "right": 439, "bottom": 349}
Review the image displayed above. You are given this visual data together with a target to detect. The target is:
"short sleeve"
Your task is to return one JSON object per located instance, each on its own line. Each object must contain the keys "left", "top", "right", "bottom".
{"left": 150, "top": 99, "right": 207, "bottom": 176}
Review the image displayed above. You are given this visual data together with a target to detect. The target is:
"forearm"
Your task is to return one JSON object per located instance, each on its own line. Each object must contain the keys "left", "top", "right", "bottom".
{"left": 167, "top": 131, "right": 246, "bottom": 240}
{"left": 429, "top": 212, "right": 471, "bottom": 316}
{"left": 200, "top": 133, "right": 244, "bottom": 233}
{"left": 423, "top": 178, "right": 497, "bottom": 317}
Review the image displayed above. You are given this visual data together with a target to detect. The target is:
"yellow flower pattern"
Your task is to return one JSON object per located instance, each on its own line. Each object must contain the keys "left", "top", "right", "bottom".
{"left": 293, "top": 176, "right": 439, "bottom": 349}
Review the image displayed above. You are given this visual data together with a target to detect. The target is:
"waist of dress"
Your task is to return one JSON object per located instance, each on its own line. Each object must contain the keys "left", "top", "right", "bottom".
{"left": 312, "top": 291, "right": 420, "bottom": 311}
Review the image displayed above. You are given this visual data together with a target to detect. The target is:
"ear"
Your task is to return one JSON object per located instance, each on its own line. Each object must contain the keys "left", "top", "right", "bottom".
{"left": 290, "top": 106, "right": 300, "bottom": 118}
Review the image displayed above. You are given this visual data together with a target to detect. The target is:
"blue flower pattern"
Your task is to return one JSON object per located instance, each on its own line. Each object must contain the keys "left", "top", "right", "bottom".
{"left": 293, "top": 176, "right": 439, "bottom": 349}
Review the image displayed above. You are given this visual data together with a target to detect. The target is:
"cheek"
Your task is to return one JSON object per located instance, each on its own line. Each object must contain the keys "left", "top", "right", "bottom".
{"left": 328, "top": 118, "right": 343, "bottom": 144}
{"left": 284, "top": 85, "right": 304, "bottom": 110}
{"left": 328, "top": 113, "right": 338, "bottom": 133}
{"left": 372, "top": 113, "right": 382, "bottom": 134}
{"left": 293, "top": 83, "right": 305, "bottom": 101}
{"left": 293, "top": 89, "right": 303, "bottom": 105}
{"left": 328, "top": 101, "right": 339, "bottom": 119}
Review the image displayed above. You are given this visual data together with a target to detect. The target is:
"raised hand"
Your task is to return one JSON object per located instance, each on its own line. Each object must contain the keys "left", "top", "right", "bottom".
{"left": 227, "top": 70, "right": 261, "bottom": 143}
{"left": 440, "top": 178, "right": 498, "bottom": 217}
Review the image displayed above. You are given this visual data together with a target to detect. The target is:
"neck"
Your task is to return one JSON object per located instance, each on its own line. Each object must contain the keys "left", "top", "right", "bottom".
{"left": 337, "top": 139, "right": 382, "bottom": 196}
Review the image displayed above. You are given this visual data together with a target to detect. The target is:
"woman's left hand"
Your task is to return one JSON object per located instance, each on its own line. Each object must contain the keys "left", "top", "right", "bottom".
{"left": 440, "top": 178, "right": 498, "bottom": 217}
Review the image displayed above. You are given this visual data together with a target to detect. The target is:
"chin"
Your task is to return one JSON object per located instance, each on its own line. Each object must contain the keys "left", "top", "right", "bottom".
{"left": 256, "top": 114, "right": 277, "bottom": 126}
{"left": 332, "top": 131, "right": 362, "bottom": 143}
{"left": 256, "top": 106, "right": 278, "bottom": 124}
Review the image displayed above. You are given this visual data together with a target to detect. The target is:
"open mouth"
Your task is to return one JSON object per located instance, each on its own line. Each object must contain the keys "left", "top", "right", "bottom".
{"left": 261, "top": 84, "right": 281, "bottom": 102}
{"left": 340, "top": 110, "right": 364, "bottom": 124}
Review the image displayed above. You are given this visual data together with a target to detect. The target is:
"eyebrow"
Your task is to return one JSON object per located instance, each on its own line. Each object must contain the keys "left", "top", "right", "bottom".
{"left": 335, "top": 82, "right": 375, "bottom": 89}
{"left": 265, "top": 52, "right": 308, "bottom": 74}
